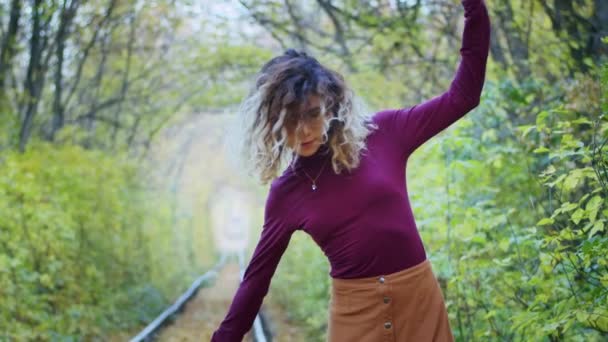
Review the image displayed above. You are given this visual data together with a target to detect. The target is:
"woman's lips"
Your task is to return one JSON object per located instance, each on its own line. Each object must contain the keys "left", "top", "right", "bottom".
{"left": 301, "top": 140, "right": 314, "bottom": 147}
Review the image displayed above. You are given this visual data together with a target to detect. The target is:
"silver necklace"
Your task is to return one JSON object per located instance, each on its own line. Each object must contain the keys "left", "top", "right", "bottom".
{"left": 299, "top": 155, "right": 330, "bottom": 191}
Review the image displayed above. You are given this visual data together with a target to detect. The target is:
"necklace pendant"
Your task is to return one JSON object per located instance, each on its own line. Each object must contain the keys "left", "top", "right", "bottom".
{"left": 312, "top": 183, "right": 317, "bottom": 191}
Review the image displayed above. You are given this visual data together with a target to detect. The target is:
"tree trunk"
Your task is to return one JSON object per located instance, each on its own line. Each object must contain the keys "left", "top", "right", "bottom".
{"left": 591, "top": 0, "right": 608, "bottom": 59}
{"left": 540, "top": 0, "right": 605, "bottom": 74}
{"left": 19, "top": 0, "right": 43, "bottom": 153}
{"left": 111, "top": 10, "right": 137, "bottom": 148}
{"left": 50, "top": 1, "right": 80, "bottom": 141}
{"left": 494, "top": 1, "right": 531, "bottom": 79}
{"left": 0, "top": 0, "right": 22, "bottom": 107}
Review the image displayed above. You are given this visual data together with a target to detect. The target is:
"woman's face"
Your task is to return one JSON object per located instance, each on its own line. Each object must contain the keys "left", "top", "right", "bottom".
{"left": 285, "top": 95, "right": 330, "bottom": 157}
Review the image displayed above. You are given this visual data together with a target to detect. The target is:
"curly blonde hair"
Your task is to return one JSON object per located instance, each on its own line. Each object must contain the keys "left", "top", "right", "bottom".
{"left": 231, "top": 49, "right": 377, "bottom": 184}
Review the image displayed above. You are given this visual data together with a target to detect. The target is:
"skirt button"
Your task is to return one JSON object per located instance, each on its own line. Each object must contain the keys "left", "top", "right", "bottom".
{"left": 378, "top": 276, "right": 385, "bottom": 284}
{"left": 384, "top": 321, "right": 392, "bottom": 329}
{"left": 383, "top": 296, "right": 391, "bottom": 304}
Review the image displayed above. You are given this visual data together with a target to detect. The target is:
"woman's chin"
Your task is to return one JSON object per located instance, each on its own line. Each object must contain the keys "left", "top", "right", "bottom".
{"left": 297, "top": 142, "right": 320, "bottom": 156}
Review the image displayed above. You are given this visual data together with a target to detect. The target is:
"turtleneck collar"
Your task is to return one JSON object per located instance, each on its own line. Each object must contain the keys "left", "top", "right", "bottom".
{"left": 290, "top": 143, "right": 332, "bottom": 170}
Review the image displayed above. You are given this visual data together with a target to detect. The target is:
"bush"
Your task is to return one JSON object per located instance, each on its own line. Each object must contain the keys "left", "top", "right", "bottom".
{"left": 0, "top": 141, "right": 204, "bottom": 339}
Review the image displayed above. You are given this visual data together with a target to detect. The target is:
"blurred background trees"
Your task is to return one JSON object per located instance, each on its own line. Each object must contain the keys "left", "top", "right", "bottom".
{"left": 1, "top": 0, "right": 605, "bottom": 152}
{"left": 0, "top": 0, "right": 606, "bottom": 340}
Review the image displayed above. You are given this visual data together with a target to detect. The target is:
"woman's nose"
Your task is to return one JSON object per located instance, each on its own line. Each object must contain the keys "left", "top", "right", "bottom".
{"left": 298, "top": 123, "right": 312, "bottom": 136}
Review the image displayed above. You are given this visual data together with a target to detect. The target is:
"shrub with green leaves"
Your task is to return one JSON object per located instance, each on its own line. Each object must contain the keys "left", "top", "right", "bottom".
{"left": 0, "top": 141, "right": 203, "bottom": 339}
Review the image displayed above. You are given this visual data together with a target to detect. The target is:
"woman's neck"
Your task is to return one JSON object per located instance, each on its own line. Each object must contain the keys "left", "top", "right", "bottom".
{"left": 290, "top": 143, "right": 331, "bottom": 169}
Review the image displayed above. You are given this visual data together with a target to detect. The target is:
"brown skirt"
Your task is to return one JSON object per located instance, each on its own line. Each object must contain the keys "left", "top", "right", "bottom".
{"left": 327, "top": 259, "right": 454, "bottom": 342}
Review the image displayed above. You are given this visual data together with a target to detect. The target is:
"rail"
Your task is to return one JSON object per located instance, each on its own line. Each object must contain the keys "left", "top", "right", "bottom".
{"left": 129, "top": 254, "right": 227, "bottom": 342}
{"left": 129, "top": 252, "right": 272, "bottom": 341}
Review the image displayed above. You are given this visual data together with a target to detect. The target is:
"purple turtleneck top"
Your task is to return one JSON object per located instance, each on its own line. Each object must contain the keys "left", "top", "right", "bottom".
{"left": 212, "top": 1, "right": 490, "bottom": 340}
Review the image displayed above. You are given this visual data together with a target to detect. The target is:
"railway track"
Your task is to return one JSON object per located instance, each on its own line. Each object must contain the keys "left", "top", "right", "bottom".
{"left": 129, "top": 252, "right": 270, "bottom": 342}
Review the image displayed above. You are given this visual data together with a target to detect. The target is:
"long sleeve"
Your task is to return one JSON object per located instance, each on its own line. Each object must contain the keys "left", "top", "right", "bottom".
{"left": 376, "top": 0, "right": 490, "bottom": 159}
{"left": 211, "top": 183, "right": 295, "bottom": 342}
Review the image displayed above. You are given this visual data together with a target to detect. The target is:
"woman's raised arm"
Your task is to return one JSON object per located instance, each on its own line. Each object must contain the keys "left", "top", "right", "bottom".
{"left": 375, "top": 0, "right": 491, "bottom": 159}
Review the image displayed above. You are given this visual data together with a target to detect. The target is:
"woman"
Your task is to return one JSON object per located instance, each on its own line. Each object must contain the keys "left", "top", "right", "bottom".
{"left": 212, "top": 0, "right": 490, "bottom": 340}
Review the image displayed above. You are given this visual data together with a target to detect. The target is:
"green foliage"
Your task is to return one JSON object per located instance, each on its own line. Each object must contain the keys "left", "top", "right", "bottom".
{"left": 272, "top": 232, "right": 331, "bottom": 342}
{"left": 433, "top": 65, "right": 607, "bottom": 340}
{"left": 0, "top": 141, "right": 207, "bottom": 339}
{"left": 3, "top": 0, "right": 607, "bottom": 339}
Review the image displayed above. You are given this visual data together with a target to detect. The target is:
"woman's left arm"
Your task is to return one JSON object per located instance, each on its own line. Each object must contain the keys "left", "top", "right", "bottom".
{"left": 377, "top": 0, "right": 491, "bottom": 159}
